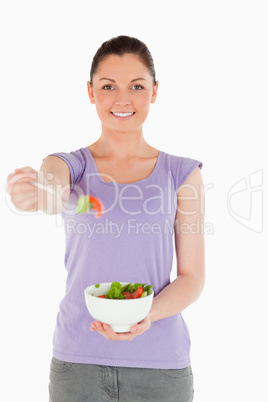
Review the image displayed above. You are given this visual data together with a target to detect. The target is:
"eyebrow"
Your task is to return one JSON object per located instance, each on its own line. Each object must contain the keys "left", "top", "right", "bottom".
{"left": 99, "top": 78, "right": 147, "bottom": 83}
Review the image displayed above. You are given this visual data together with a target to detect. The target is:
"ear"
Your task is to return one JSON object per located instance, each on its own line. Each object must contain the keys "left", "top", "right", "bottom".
{"left": 150, "top": 80, "right": 159, "bottom": 104}
{"left": 87, "top": 81, "right": 95, "bottom": 104}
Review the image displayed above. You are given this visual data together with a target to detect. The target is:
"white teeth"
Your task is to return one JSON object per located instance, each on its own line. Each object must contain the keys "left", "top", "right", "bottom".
{"left": 113, "top": 112, "right": 134, "bottom": 117}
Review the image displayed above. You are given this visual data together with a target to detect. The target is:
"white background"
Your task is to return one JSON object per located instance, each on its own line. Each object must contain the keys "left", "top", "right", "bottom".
{"left": 1, "top": 1, "right": 267, "bottom": 401}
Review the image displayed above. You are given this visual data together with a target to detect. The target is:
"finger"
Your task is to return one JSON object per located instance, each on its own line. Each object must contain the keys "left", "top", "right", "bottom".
{"left": 7, "top": 170, "right": 24, "bottom": 184}
{"left": 7, "top": 168, "right": 37, "bottom": 184}
{"left": 92, "top": 322, "right": 136, "bottom": 341}
{"left": 15, "top": 166, "right": 37, "bottom": 174}
{"left": 12, "top": 181, "right": 38, "bottom": 193}
{"left": 130, "top": 326, "right": 139, "bottom": 333}
{"left": 90, "top": 321, "right": 106, "bottom": 333}
{"left": 8, "top": 172, "right": 37, "bottom": 187}
{"left": 7, "top": 173, "right": 37, "bottom": 195}
{"left": 90, "top": 321, "right": 99, "bottom": 331}
{"left": 130, "top": 319, "right": 144, "bottom": 332}
{"left": 9, "top": 178, "right": 39, "bottom": 199}
{"left": 7, "top": 172, "right": 16, "bottom": 183}
{"left": 12, "top": 187, "right": 37, "bottom": 205}
{"left": 13, "top": 193, "right": 38, "bottom": 213}
{"left": 130, "top": 317, "right": 150, "bottom": 334}
{"left": 101, "top": 325, "right": 137, "bottom": 341}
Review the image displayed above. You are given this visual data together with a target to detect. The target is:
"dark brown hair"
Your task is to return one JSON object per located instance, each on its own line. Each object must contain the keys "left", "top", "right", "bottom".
{"left": 90, "top": 35, "right": 157, "bottom": 86}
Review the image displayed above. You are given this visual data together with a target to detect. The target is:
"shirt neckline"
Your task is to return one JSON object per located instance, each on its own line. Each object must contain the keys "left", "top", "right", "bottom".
{"left": 85, "top": 147, "right": 163, "bottom": 186}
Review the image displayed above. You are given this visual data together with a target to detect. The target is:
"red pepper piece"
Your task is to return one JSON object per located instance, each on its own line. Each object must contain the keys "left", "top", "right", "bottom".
{"left": 88, "top": 196, "right": 103, "bottom": 218}
{"left": 123, "top": 292, "right": 134, "bottom": 299}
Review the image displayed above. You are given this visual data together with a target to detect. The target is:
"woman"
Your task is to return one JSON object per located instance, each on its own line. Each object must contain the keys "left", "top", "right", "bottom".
{"left": 7, "top": 35, "right": 205, "bottom": 402}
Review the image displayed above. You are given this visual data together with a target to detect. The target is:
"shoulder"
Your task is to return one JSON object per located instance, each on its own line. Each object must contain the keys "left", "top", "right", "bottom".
{"left": 162, "top": 150, "right": 203, "bottom": 193}
{"left": 44, "top": 146, "right": 89, "bottom": 188}
{"left": 163, "top": 150, "right": 202, "bottom": 170}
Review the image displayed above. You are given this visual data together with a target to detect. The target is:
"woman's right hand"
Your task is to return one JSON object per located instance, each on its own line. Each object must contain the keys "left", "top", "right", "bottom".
{"left": 6, "top": 167, "right": 40, "bottom": 212}
{"left": 7, "top": 157, "right": 71, "bottom": 215}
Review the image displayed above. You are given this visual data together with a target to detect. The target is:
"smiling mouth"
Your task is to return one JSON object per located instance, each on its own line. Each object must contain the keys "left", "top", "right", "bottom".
{"left": 111, "top": 112, "right": 135, "bottom": 117}
{"left": 111, "top": 112, "right": 135, "bottom": 121}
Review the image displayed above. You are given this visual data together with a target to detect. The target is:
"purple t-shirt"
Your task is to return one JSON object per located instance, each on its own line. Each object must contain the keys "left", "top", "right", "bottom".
{"left": 47, "top": 146, "right": 202, "bottom": 369}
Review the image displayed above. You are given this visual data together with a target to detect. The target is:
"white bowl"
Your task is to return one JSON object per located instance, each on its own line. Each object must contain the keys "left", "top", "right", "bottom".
{"left": 84, "top": 282, "right": 154, "bottom": 333}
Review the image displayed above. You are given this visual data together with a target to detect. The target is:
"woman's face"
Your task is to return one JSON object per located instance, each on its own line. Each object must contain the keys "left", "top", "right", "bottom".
{"left": 87, "top": 53, "right": 158, "bottom": 134}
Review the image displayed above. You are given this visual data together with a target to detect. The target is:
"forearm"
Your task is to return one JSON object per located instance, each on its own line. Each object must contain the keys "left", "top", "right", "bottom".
{"left": 149, "top": 274, "right": 204, "bottom": 323}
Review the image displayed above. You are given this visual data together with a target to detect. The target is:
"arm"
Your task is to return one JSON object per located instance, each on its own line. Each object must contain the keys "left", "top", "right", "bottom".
{"left": 149, "top": 165, "right": 205, "bottom": 322}
{"left": 6, "top": 156, "right": 71, "bottom": 215}
{"left": 39, "top": 156, "right": 71, "bottom": 214}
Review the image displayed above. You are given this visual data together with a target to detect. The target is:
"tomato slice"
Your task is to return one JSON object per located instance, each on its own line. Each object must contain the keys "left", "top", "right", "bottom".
{"left": 123, "top": 286, "right": 144, "bottom": 299}
{"left": 98, "top": 295, "right": 107, "bottom": 298}
{"left": 132, "top": 286, "right": 144, "bottom": 299}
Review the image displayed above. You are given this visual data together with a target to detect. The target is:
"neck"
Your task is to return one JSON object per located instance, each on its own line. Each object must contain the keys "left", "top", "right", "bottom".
{"left": 94, "top": 127, "right": 151, "bottom": 159}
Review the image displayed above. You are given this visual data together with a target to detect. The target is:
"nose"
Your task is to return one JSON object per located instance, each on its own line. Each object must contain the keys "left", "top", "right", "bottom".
{"left": 114, "top": 89, "right": 131, "bottom": 107}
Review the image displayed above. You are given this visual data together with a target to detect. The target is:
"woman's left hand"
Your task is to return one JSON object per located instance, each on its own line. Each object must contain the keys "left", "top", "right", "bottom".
{"left": 90, "top": 313, "right": 151, "bottom": 341}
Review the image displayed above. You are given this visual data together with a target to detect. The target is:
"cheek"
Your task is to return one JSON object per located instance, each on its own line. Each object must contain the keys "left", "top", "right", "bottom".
{"left": 95, "top": 94, "right": 114, "bottom": 111}
{"left": 137, "top": 96, "right": 151, "bottom": 112}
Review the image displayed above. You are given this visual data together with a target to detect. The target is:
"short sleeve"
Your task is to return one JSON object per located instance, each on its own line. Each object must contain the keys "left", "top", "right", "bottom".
{"left": 168, "top": 153, "right": 203, "bottom": 195}
{"left": 44, "top": 148, "right": 87, "bottom": 190}
{"left": 177, "top": 157, "right": 203, "bottom": 189}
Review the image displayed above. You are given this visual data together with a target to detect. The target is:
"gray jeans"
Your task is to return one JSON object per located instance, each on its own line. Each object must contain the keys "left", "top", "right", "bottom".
{"left": 49, "top": 357, "right": 194, "bottom": 402}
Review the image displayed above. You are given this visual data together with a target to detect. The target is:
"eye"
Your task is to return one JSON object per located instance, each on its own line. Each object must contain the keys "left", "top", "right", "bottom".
{"left": 132, "top": 85, "right": 144, "bottom": 90}
{"left": 102, "top": 85, "right": 114, "bottom": 90}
